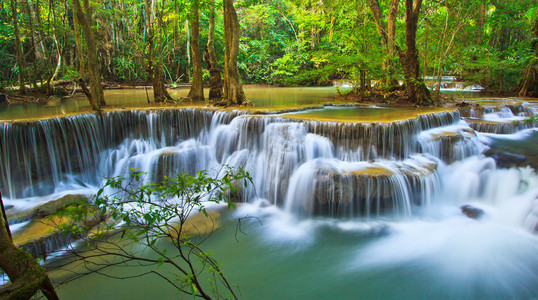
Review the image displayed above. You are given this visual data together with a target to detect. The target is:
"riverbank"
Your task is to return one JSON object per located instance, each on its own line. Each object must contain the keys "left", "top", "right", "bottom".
{"left": 2, "top": 80, "right": 531, "bottom": 108}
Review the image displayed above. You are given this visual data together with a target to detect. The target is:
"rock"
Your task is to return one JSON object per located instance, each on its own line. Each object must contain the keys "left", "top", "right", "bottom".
{"left": 169, "top": 209, "right": 223, "bottom": 238}
{"left": 306, "top": 161, "right": 438, "bottom": 216}
{"left": 456, "top": 101, "right": 469, "bottom": 108}
{"left": 13, "top": 215, "right": 74, "bottom": 259}
{"left": 19, "top": 230, "right": 74, "bottom": 260}
{"left": 227, "top": 179, "right": 246, "bottom": 203}
{"left": 33, "top": 194, "right": 89, "bottom": 218}
{"left": 80, "top": 207, "right": 105, "bottom": 229}
{"left": 461, "top": 205, "right": 484, "bottom": 220}
{"left": 484, "top": 150, "right": 527, "bottom": 169}
{"left": 11, "top": 197, "right": 104, "bottom": 259}
{"left": 241, "top": 99, "right": 255, "bottom": 107}
{"left": 7, "top": 194, "right": 89, "bottom": 224}
{"left": 466, "top": 119, "right": 521, "bottom": 134}
{"left": 4, "top": 204, "right": 14, "bottom": 210}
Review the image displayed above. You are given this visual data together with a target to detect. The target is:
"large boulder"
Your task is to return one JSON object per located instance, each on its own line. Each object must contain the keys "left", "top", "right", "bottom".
{"left": 301, "top": 160, "right": 438, "bottom": 216}
{"left": 419, "top": 126, "right": 481, "bottom": 163}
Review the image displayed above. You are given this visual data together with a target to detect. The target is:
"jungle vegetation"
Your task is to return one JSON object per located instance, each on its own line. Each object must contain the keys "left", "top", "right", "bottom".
{"left": 0, "top": 0, "right": 536, "bottom": 103}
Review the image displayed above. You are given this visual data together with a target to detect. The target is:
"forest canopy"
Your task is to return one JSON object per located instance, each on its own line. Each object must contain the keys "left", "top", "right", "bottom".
{"left": 0, "top": 0, "right": 536, "bottom": 97}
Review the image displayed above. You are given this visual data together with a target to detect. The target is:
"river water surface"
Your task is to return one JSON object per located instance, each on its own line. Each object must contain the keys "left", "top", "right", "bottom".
{"left": 2, "top": 87, "right": 538, "bottom": 299}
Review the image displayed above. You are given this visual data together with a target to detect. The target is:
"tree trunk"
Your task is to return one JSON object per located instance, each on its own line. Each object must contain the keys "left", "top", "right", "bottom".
{"left": 72, "top": 2, "right": 86, "bottom": 77}
{"left": 205, "top": 3, "right": 223, "bottom": 100}
{"left": 0, "top": 192, "right": 59, "bottom": 300}
{"left": 386, "top": 0, "right": 399, "bottom": 86}
{"left": 144, "top": 0, "right": 172, "bottom": 102}
{"left": 187, "top": 0, "right": 204, "bottom": 101}
{"left": 223, "top": 0, "right": 245, "bottom": 105}
{"left": 477, "top": 2, "right": 486, "bottom": 44}
{"left": 28, "top": 0, "right": 45, "bottom": 61}
{"left": 518, "top": 9, "right": 538, "bottom": 97}
{"left": 185, "top": 19, "right": 191, "bottom": 83}
{"left": 433, "top": 6, "right": 466, "bottom": 102}
{"left": 423, "top": 19, "right": 429, "bottom": 80}
{"left": 10, "top": 0, "right": 26, "bottom": 94}
{"left": 397, "top": 0, "right": 432, "bottom": 105}
{"left": 367, "top": 0, "right": 400, "bottom": 87}
{"left": 24, "top": 0, "right": 41, "bottom": 89}
{"left": 45, "top": 31, "right": 62, "bottom": 93}
{"left": 72, "top": 0, "right": 106, "bottom": 110}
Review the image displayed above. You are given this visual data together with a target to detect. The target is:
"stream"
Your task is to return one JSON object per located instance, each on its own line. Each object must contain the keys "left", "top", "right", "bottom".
{"left": 1, "top": 87, "right": 537, "bottom": 299}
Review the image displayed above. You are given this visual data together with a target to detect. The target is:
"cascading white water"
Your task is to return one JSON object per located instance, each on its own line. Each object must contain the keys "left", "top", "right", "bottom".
{"left": 464, "top": 102, "right": 537, "bottom": 134}
{"left": 3, "top": 105, "right": 538, "bottom": 299}
{"left": 2, "top": 108, "right": 536, "bottom": 224}
{"left": 1, "top": 109, "right": 465, "bottom": 218}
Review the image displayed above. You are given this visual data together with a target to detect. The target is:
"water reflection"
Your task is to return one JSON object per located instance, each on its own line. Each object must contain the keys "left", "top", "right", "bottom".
{"left": 0, "top": 86, "right": 493, "bottom": 121}
{"left": 0, "top": 87, "right": 344, "bottom": 121}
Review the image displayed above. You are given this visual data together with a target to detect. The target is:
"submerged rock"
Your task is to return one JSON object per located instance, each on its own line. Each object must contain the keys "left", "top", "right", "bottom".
{"left": 461, "top": 205, "right": 485, "bottom": 220}
{"left": 484, "top": 150, "right": 528, "bottom": 169}
{"left": 169, "top": 209, "right": 225, "bottom": 238}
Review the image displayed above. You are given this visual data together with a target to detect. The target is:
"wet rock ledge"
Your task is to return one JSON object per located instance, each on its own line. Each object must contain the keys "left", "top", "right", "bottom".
{"left": 8, "top": 194, "right": 104, "bottom": 259}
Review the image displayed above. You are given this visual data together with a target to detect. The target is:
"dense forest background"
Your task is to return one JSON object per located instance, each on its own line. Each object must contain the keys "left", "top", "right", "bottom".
{"left": 0, "top": 0, "right": 536, "bottom": 97}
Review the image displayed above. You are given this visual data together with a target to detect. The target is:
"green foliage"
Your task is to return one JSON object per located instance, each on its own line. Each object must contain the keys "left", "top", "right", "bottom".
{"left": 94, "top": 166, "right": 251, "bottom": 226}
{"left": 0, "top": 0, "right": 534, "bottom": 93}
{"left": 460, "top": 46, "right": 527, "bottom": 94}
{"left": 112, "top": 55, "right": 142, "bottom": 82}
{"left": 61, "top": 166, "right": 252, "bottom": 299}
{"left": 62, "top": 69, "right": 80, "bottom": 81}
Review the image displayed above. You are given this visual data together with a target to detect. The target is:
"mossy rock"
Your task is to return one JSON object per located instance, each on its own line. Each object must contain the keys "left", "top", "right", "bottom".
{"left": 7, "top": 194, "right": 89, "bottom": 224}
{"left": 12, "top": 203, "right": 105, "bottom": 259}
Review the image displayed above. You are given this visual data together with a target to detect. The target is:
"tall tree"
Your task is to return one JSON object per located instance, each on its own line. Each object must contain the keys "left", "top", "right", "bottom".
{"left": 518, "top": 8, "right": 538, "bottom": 97}
{"left": 0, "top": 192, "right": 59, "bottom": 299}
{"left": 223, "top": 0, "right": 246, "bottom": 105}
{"left": 72, "top": 0, "right": 106, "bottom": 111}
{"left": 205, "top": 2, "right": 223, "bottom": 100}
{"left": 144, "top": 0, "right": 173, "bottom": 102}
{"left": 10, "top": 0, "right": 26, "bottom": 93}
{"left": 431, "top": 1, "right": 470, "bottom": 102}
{"left": 396, "top": 0, "right": 432, "bottom": 105}
{"left": 24, "top": 0, "right": 43, "bottom": 89}
{"left": 367, "top": 0, "right": 400, "bottom": 87}
{"left": 187, "top": 0, "right": 204, "bottom": 101}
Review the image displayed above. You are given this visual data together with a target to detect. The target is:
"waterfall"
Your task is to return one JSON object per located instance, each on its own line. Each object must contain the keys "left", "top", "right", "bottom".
{"left": 461, "top": 103, "right": 536, "bottom": 134}
{"left": 1, "top": 107, "right": 537, "bottom": 225}
{"left": 0, "top": 109, "right": 240, "bottom": 199}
